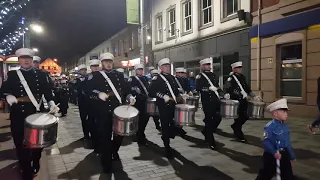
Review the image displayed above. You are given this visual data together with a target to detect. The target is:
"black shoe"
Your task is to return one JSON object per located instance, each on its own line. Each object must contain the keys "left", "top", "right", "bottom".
{"left": 156, "top": 126, "right": 162, "bottom": 132}
{"left": 137, "top": 139, "right": 148, "bottom": 147}
{"left": 165, "top": 148, "right": 174, "bottom": 160}
{"left": 179, "top": 129, "right": 187, "bottom": 137}
{"left": 112, "top": 152, "right": 120, "bottom": 161}
{"left": 32, "top": 160, "right": 40, "bottom": 175}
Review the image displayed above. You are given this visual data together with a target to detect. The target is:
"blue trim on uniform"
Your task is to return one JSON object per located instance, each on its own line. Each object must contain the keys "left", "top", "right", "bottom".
{"left": 249, "top": 9, "right": 320, "bottom": 38}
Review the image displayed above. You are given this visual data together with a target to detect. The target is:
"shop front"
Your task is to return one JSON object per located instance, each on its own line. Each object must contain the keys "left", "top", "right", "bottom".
{"left": 153, "top": 29, "right": 250, "bottom": 87}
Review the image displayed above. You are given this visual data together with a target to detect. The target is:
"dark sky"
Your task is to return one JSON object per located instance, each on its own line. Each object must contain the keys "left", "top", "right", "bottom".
{"left": 0, "top": 0, "right": 127, "bottom": 65}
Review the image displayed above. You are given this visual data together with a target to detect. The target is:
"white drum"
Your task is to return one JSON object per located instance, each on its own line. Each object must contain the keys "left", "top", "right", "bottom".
{"left": 113, "top": 105, "right": 139, "bottom": 136}
{"left": 24, "top": 113, "right": 59, "bottom": 148}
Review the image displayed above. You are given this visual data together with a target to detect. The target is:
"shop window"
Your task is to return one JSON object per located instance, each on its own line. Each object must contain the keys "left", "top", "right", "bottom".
{"left": 182, "top": 1, "right": 192, "bottom": 33}
{"left": 279, "top": 43, "right": 302, "bottom": 98}
{"left": 155, "top": 14, "right": 163, "bottom": 42}
{"left": 222, "top": 0, "right": 239, "bottom": 18}
{"left": 200, "top": 0, "right": 212, "bottom": 26}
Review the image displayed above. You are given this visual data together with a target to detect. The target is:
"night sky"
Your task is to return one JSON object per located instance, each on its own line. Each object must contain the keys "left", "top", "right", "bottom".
{"left": 0, "top": 0, "right": 127, "bottom": 65}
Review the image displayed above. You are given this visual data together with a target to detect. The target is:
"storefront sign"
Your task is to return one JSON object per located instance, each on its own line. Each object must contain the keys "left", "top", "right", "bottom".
{"left": 121, "top": 58, "right": 141, "bottom": 68}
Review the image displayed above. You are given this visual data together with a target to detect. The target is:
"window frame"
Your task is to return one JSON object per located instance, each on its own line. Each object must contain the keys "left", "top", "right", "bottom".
{"left": 199, "top": 0, "right": 214, "bottom": 29}
{"left": 166, "top": 5, "right": 176, "bottom": 41}
{"left": 155, "top": 12, "right": 163, "bottom": 44}
{"left": 221, "top": 0, "right": 240, "bottom": 23}
{"left": 181, "top": 0, "right": 192, "bottom": 36}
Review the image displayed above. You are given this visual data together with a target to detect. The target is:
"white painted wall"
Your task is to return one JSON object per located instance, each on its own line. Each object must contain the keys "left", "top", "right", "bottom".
{"left": 152, "top": 0, "right": 250, "bottom": 51}
{"left": 83, "top": 40, "right": 112, "bottom": 64}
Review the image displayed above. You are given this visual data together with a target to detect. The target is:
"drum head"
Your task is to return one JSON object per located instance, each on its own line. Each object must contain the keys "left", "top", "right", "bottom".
{"left": 221, "top": 99, "right": 239, "bottom": 105}
{"left": 25, "top": 113, "right": 57, "bottom": 126}
{"left": 250, "top": 100, "right": 265, "bottom": 105}
{"left": 147, "top": 98, "right": 156, "bottom": 102}
{"left": 175, "top": 104, "right": 196, "bottom": 111}
{"left": 114, "top": 105, "right": 139, "bottom": 118}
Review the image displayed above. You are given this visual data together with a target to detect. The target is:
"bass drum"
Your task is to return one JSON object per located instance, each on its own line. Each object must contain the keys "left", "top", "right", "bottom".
{"left": 113, "top": 105, "right": 139, "bottom": 136}
{"left": 24, "top": 113, "right": 59, "bottom": 148}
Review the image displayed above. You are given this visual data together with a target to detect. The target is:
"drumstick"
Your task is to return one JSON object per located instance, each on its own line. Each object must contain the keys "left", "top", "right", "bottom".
{"left": 47, "top": 103, "right": 60, "bottom": 114}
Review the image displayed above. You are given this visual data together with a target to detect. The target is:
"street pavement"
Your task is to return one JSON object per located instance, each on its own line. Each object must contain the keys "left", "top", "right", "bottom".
{"left": 1, "top": 103, "right": 320, "bottom": 180}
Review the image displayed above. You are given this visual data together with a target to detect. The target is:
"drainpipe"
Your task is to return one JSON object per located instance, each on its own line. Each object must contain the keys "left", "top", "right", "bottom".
{"left": 256, "top": 0, "right": 262, "bottom": 98}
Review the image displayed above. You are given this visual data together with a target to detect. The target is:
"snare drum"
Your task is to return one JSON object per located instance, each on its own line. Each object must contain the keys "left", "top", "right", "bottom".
{"left": 174, "top": 104, "right": 196, "bottom": 126}
{"left": 24, "top": 113, "right": 59, "bottom": 148}
{"left": 220, "top": 99, "right": 239, "bottom": 119}
{"left": 113, "top": 105, "right": 139, "bottom": 136}
{"left": 146, "top": 98, "right": 159, "bottom": 115}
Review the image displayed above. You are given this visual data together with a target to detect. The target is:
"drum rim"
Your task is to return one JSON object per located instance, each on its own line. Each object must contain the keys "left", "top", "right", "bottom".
{"left": 175, "top": 104, "right": 196, "bottom": 110}
{"left": 113, "top": 114, "right": 139, "bottom": 122}
{"left": 24, "top": 121, "right": 58, "bottom": 129}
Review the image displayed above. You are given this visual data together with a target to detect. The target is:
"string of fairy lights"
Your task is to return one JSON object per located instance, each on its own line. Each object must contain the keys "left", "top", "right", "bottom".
{"left": 0, "top": 0, "right": 32, "bottom": 55}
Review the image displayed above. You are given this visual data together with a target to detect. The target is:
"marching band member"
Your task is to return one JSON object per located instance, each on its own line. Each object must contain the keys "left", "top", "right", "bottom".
{"left": 145, "top": 66, "right": 155, "bottom": 80}
{"left": 86, "top": 53, "right": 136, "bottom": 173}
{"left": 56, "top": 79, "right": 69, "bottom": 117}
{"left": 175, "top": 67, "right": 191, "bottom": 95}
{"left": 86, "top": 59, "right": 102, "bottom": 153}
{"left": 76, "top": 64, "right": 90, "bottom": 141}
{"left": 196, "top": 58, "right": 226, "bottom": 150}
{"left": 256, "top": 98, "right": 295, "bottom": 180}
{"left": 224, "top": 61, "right": 261, "bottom": 142}
{"left": 128, "top": 64, "right": 149, "bottom": 146}
{"left": 149, "top": 69, "right": 161, "bottom": 131}
{"left": 0, "top": 48, "right": 59, "bottom": 180}
{"left": 149, "top": 58, "right": 188, "bottom": 159}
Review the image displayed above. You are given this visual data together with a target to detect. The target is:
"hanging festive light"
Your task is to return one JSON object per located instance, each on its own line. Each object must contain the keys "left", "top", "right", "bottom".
{"left": 0, "top": 23, "right": 26, "bottom": 55}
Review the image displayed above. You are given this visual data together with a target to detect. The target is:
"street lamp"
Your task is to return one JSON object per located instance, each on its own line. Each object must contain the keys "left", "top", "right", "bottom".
{"left": 32, "top": 48, "right": 38, "bottom": 52}
{"left": 147, "top": 35, "right": 151, "bottom": 40}
{"left": 30, "top": 24, "right": 43, "bottom": 34}
{"left": 54, "top": 58, "right": 57, "bottom": 62}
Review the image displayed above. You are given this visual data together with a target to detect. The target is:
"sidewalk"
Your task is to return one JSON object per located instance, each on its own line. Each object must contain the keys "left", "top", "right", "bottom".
{"left": 0, "top": 113, "right": 49, "bottom": 180}
{"left": 44, "top": 104, "right": 320, "bottom": 180}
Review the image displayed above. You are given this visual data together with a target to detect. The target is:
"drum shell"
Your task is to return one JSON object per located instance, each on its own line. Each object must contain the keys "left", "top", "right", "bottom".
{"left": 24, "top": 120, "right": 58, "bottom": 148}
{"left": 113, "top": 108, "right": 139, "bottom": 136}
{"left": 174, "top": 104, "right": 196, "bottom": 126}
{"left": 248, "top": 101, "right": 265, "bottom": 119}
{"left": 146, "top": 98, "right": 159, "bottom": 116}
{"left": 186, "top": 96, "right": 200, "bottom": 111}
{"left": 220, "top": 100, "right": 239, "bottom": 119}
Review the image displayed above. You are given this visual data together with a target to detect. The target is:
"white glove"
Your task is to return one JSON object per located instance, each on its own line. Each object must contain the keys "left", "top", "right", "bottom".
{"left": 6, "top": 95, "right": 17, "bottom": 106}
{"left": 188, "top": 91, "right": 193, "bottom": 96}
{"left": 48, "top": 101, "right": 60, "bottom": 114}
{"left": 129, "top": 96, "right": 136, "bottom": 105}
{"left": 163, "top": 95, "right": 170, "bottom": 103}
{"left": 181, "top": 93, "right": 189, "bottom": 100}
{"left": 253, "top": 96, "right": 262, "bottom": 101}
{"left": 224, "top": 93, "right": 230, "bottom": 100}
{"left": 98, "top": 92, "right": 109, "bottom": 101}
{"left": 209, "top": 86, "right": 218, "bottom": 91}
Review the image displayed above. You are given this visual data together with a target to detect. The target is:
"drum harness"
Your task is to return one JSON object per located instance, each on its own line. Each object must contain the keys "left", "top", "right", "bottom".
{"left": 159, "top": 74, "right": 176, "bottom": 103}
{"left": 200, "top": 72, "right": 219, "bottom": 98}
{"left": 231, "top": 74, "right": 247, "bottom": 99}
{"left": 134, "top": 76, "right": 148, "bottom": 96}
{"left": 99, "top": 71, "right": 122, "bottom": 104}
{"left": 16, "top": 70, "right": 42, "bottom": 112}
{"left": 174, "top": 77, "right": 184, "bottom": 93}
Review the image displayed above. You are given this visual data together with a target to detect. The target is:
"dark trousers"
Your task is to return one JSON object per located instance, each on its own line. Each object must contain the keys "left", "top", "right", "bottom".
{"left": 256, "top": 151, "right": 293, "bottom": 180}
{"left": 88, "top": 104, "right": 99, "bottom": 150}
{"left": 311, "top": 104, "right": 320, "bottom": 128}
{"left": 202, "top": 103, "right": 222, "bottom": 145}
{"left": 158, "top": 102, "right": 176, "bottom": 148}
{"left": 10, "top": 111, "right": 43, "bottom": 180}
{"left": 59, "top": 98, "right": 69, "bottom": 115}
{"left": 232, "top": 99, "right": 249, "bottom": 132}
{"left": 150, "top": 115, "right": 161, "bottom": 128}
{"left": 96, "top": 111, "right": 123, "bottom": 170}
{"left": 135, "top": 102, "right": 149, "bottom": 142}
{"left": 78, "top": 99, "right": 90, "bottom": 138}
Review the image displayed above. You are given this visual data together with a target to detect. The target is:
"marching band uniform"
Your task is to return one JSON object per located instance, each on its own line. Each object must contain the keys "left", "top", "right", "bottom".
{"left": 256, "top": 99, "right": 295, "bottom": 180}
{"left": 56, "top": 80, "right": 69, "bottom": 116}
{"left": 224, "top": 61, "right": 260, "bottom": 142}
{"left": 175, "top": 67, "right": 191, "bottom": 94}
{"left": 148, "top": 69, "right": 161, "bottom": 131}
{"left": 149, "top": 58, "right": 187, "bottom": 159}
{"left": 86, "top": 59, "right": 101, "bottom": 152}
{"left": 87, "top": 53, "right": 136, "bottom": 173}
{"left": 76, "top": 64, "right": 90, "bottom": 140}
{"left": 128, "top": 64, "right": 149, "bottom": 145}
{"left": 196, "top": 58, "right": 225, "bottom": 149}
{"left": 0, "top": 48, "right": 59, "bottom": 180}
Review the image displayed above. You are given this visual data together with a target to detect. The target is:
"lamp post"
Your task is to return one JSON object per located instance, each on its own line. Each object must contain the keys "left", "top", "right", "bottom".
{"left": 23, "top": 20, "right": 44, "bottom": 48}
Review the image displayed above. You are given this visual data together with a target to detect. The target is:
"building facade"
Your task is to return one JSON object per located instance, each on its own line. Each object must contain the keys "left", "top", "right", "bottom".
{"left": 152, "top": 0, "right": 251, "bottom": 86}
{"left": 249, "top": 0, "right": 320, "bottom": 117}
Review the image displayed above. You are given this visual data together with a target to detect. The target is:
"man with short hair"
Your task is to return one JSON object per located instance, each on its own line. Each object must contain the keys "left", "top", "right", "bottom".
{"left": 0, "top": 48, "right": 59, "bottom": 180}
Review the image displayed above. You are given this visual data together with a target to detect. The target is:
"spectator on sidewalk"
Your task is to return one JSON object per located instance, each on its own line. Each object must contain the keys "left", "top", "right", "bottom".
{"left": 308, "top": 76, "right": 320, "bottom": 134}
{"left": 189, "top": 72, "right": 196, "bottom": 92}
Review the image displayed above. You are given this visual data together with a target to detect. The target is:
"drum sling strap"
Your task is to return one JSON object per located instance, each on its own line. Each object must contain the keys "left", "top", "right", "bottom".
{"left": 174, "top": 77, "right": 184, "bottom": 92}
{"left": 99, "top": 71, "right": 122, "bottom": 104}
{"left": 231, "top": 74, "right": 247, "bottom": 99}
{"left": 16, "top": 70, "right": 41, "bottom": 112}
{"left": 200, "top": 72, "right": 219, "bottom": 98}
{"left": 159, "top": 74, "right": 176, "bottom": 103}
{"left": 135, "top": 76, "right": 148, "bottom": 96}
